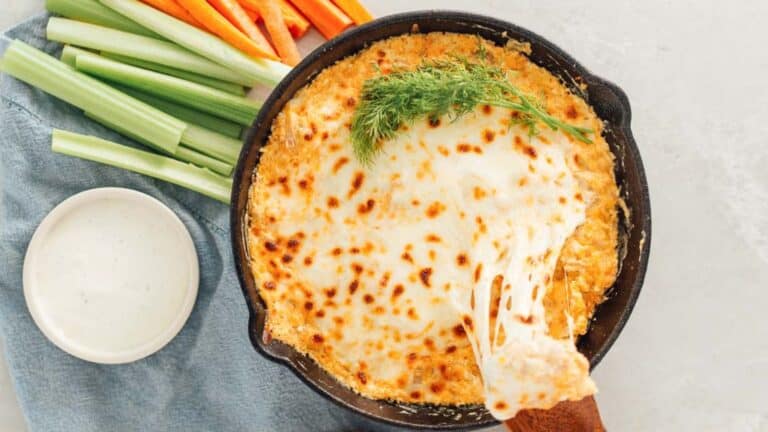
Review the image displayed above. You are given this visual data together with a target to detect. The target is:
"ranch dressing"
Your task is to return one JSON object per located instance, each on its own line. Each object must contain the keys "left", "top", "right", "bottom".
{"left": 23, "top": 188, "right": 198, "bottom": 364}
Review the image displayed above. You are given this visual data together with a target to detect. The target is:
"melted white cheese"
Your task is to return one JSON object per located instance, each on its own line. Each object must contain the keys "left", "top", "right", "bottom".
{"left": 270, "top": 104, "right": 595, "bottom": 416}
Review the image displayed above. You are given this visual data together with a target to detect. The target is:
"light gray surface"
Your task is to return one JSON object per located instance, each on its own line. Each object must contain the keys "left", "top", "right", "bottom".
{"left": 2, "top": 1, "right": 767, "bottom": 431}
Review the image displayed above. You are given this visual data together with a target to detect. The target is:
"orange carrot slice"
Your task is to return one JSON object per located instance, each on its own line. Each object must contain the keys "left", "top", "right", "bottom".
{"left": 140, "top": 0, "right": 204, "bottom": 28}
{"left": 287, "top": 0, "right": 352, "bottom": 39}
{"left": 240, "top": 0, "right": 311, "bottom": 38}
{"left": 330, "top": 0, "right": 372, "bottom": 24}
{"left": 176, "top": 0, "right": 278, "bottom": 59}
{"left": 209, "top": 0, "right": 277, "bottom": 57}
{"left": 258, "top": 0, "right": 301, "bottom": 65}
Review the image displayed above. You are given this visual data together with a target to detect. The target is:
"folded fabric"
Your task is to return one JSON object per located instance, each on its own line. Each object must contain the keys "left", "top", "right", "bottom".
{"left": 0, "top": 14, "right": 404, "bottom": 432}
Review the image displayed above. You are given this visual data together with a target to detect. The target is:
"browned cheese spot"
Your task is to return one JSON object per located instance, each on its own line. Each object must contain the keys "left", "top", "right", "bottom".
{"left": 357, "top": 199, "right": 375, "bottom": 214}
{"left": 401, "top": 252, "right": 414, "bottom": 264}
{"left": 304, "top": 301, "right": 314, "bottom": 311}
{"left": 494, "top": 401, "right": 508, "bottom": 411}
{"left": 348, "top": 171, "right": 364, "bottom": 198}
{"left": 430, "top": 382, "right": 445, "bottom": 394}
{"left": 407, "top": 307, "right": 419, "bottom": 320}
{"left": 419, "top": 268, "right": 433, "bottom": 287}
{"left": 315, "top": 309, "right": 325, "bottom": 318}
{"left": 456, "top": 253, "right": 468, "bottom": 266}
{"left": 452, "top": 324, "right": 466, "bottom": 337}
{"left": 281, "top": 254, "right": 293, "bottom": 264}
{"left": 425, "top": 201, "right": 446, "bottom": 218}
{"left": 428, "top": 117, "right": 441, "bottom": 128}
{"left": 410, "top": 391, "right": 422, "bottom": 400}
{"left": 264, "top": 241, "right": 278, "bottom": 252}
{"left": 346, "top": 97, "right": 356, "bottom": 107}
{"left": 392, "top": 284, "right": 405, "bottom": 299}
{"left": 357, "top": 371, "right": 368, "bottom": 384}
{"left": 425, "top": 234, "right": 442, "bottom": 243}
{"left": 482, "top": 128, "right": 495, "bottom": 143}
{"left": 332, "top": 157, "right": 349, "bottom": 173}
{"left": 324, "top": 287, "right": 337, "bottom": 298}
{"left": 303, "top": 256, "right": 313, "bottom": 266}
{"left": 363, "top": 294, "right": 375, "bottom": 304}
{"left": 445, "top": 345, "right": 457, "bottom": 354}
{"left": 482, "top": 104, "right": 493, "bottom": 115}
{"left": 263, "top": 281, "right": 276, "bottom": 291}
{"left": 456, "top": 143, "right": 472, "bottom": 153}
{"left": 437, "top": 145, "right": 450, "bottom": 157}
{"left": 463, "top": 315, "right": 474, "bottom": 330}
{"left": 312, "top": 334, "right": 324, "bottom": 343}
{"left": 331, "top": 247, "right": 343, "bottom": 256}
{"left": 473, "top": 186, "right": 487, "bottom": 200}
{"left": 565, "top": 104, "right": 579, "bottom": 119}
{"left": 349, "top": 280, "right": 359, "bottom": 295}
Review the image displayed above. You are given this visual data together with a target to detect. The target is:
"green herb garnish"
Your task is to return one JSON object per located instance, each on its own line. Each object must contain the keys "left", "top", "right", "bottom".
{"left": 350, "top": 59, "right": 593, "bottom": 165}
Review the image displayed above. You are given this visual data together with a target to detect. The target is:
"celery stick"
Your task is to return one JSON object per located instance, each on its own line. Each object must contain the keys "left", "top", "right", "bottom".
{"left": 75, "top": 52, "right": 260, "bottom": 125}
{"left": 101, "top": 52, "right": 246, "bottom": 96}
{"left": 182, "top": 123, "right": 242, "bottom": 164}
{"left": 114, "top": 86, "right": 242, "bottom": 139}
{"left": 47, "top": 17, "right": 254, "bottom": 86}
{"left": 175, "top": 147, "right": 233, "bottom": 177}
{"left": 60, "top": 45, "right": 93, "bottom": 67}
{"left": 52, "top": 130, "right": 232, "bottom": 203}
{"left": 45, "top": 0, "right": 159, "bottom": 38}
{"left": 0, "top": 40, "right": 184, "bottom": 154}
{"left": 99, "top": 0, "right": 291, "bottom": 86}
{"left": 84, "top": 111, "right": 234, "bottom": 176}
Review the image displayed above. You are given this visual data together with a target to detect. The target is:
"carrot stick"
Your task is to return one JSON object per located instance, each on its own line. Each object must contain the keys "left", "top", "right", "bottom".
{"left": 240, "top": 0, "right": 310, "bottom": 38}
{"left": 140, "top": 0, "right": 204, "bottom": 28}
{"left": 209, "top": 0, "right": 276, "bottom": 57}
{"left": 330, "top": 0, "right": 372, "bottom": 24}
{"left": 176, "top": 0, "right": 278, "bottom": 59}
{"left": 258, "top": 0, "right": 301, "bottom": 65}
{"left": 287, "top": 0, "right": 352, "bottom": 39}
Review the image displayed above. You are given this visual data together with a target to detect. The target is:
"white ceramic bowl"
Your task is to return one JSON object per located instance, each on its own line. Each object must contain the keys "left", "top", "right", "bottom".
{"left": 23, "top": 187, "right": 199, "bottom": 364}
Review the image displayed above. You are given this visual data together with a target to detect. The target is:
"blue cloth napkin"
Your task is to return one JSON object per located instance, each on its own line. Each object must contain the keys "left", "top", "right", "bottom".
{"left": 0, "top": 15, "right": 406, "bottom": 432}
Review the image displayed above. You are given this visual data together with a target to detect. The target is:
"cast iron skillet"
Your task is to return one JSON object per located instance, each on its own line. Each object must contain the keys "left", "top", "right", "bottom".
{"left": 231, "top": 10, "right": 651, "bottom": 430}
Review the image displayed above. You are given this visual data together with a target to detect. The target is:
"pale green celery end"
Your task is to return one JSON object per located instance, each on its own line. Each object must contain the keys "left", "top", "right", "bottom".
{"left": 101, "top": 52, "right": 247, "bottom": 96}
{"left": 46, "top": 17, "right": 253, "bottom": 85}
{"left": 85, "top": 111, "right": 234, "bottom": 176}
{"left": 45, "top": 0, "right": 159, "bottom": 38}
{"left": 113, "top": 86, "right": 243, "bottom": 139}
{"left": 182, "top": 123, "right": 242, "bottom": 165}
{"left": 98, "top": 0, "right": 289, "bottom": 86}
{"left": 175, "top": 147, "right": 234, "bottom": 177}
{"left": 60, "top": 45, "right": 93, "bottom": 68}
{"left": 75, "top": 52, "right": 260, "bottom": 125}
{"left": 52, "top": 129, "right": 231, "bottom": 203}
{"left": 1, "top": 40, "right": 183, "bottom": 154}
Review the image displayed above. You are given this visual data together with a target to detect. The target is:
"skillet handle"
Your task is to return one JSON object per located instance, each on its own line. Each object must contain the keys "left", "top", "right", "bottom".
{"left": 505, "top": 396, "right": 605, "bottom": 432}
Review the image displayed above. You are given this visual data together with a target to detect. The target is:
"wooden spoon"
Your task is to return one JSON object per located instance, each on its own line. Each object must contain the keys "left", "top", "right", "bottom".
{"left": 505, "top": 396, "right": 605, "bottom": 432}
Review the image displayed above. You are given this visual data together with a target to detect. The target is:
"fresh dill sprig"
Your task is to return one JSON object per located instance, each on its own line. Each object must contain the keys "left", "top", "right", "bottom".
{"left": 350, "top": 59, "right": 593, "bottom": 166}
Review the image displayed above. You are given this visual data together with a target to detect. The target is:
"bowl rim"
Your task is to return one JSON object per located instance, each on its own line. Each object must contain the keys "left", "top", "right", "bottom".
{"left": 230, "top": 9, "right": 651, "bottom": 429}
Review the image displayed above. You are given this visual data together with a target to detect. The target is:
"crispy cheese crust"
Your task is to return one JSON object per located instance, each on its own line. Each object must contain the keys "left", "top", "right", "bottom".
{"left": 247, "top": 33, "right": 618, "bottom": 405}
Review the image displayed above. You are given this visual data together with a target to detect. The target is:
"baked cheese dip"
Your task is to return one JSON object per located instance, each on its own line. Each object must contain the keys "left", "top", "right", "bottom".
{"left": 246, "top": 32, "right": 619, "bottom": 419}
